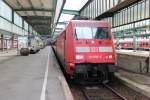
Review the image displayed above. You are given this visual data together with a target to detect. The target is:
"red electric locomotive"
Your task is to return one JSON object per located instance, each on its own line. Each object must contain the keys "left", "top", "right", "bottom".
{"left": 54, "top": 20, "right": 117, "bottom": 82}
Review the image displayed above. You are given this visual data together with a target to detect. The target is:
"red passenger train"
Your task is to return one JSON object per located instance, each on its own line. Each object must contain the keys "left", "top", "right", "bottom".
{"left": 119, "top": 39, "right": 150, "bottom": 50}
{"left": 53, "top": 20, "right": 117, "bottom": 82}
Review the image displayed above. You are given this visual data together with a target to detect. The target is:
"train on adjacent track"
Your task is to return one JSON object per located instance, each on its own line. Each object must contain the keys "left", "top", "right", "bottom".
{"left": 117, "top": 38, "right": 150, "bottom": 50}
{"left": 52, "top": 20, "right": 117, "bottom": 83}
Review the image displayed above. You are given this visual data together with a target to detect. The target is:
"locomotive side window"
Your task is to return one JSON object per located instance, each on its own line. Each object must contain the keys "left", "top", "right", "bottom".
{"left": 75, "top": 27, "right": 110, "bottom": 39}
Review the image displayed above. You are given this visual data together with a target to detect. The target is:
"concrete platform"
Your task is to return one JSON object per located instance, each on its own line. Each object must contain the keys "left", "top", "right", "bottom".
{"left": 116, "top": 49, "right": 149, "bottom": 74}
{"left": 117, "top": 49, "right": 149, "bottom": 57}
{"left": 0, "top": 49, "right": 18, "bottom": 63}
{"left": 0, "top": 46, "right": 74, "bottom": 100}
{"left": 116, "top": 70, "right": 150, "bottom": 98}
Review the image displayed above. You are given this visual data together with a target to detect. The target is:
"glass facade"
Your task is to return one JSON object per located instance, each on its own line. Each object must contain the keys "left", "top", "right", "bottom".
{"left": 0, "top": 0, "right": 38, "bottom": 50}
{"left": 14, "top": 12, "right": 22, "bottom": 27}
{"left": 80, "top": 0, "right": 150, "bottom": 40}
{"left": 0, "top": 0, "right": 12, "bottom": 21}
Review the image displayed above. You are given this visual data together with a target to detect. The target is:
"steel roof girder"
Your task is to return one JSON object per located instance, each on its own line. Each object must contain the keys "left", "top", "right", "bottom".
{"left": 62, "top": 9, "right": 79, "bottom": 15}
{"left": 57, "top": 22, "right": 67, "bottom": 25}
{"left": 14, "top": 8, "right": 53, "bottom": 12}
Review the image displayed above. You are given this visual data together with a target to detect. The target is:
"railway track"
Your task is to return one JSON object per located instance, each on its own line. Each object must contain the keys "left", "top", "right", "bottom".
{"left": 103, "top": 84, "right": 128, "bottom": 100}
{"left": 81, "top": 83, "right": 128, "bottom": 100}
{"left": 70, "top": 79, "right": 149, "bottom": 100}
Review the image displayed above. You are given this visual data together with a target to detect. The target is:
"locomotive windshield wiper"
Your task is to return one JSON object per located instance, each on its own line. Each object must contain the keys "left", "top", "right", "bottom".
{"left": 75, "top": 30, "right": 78, "bottom": 40}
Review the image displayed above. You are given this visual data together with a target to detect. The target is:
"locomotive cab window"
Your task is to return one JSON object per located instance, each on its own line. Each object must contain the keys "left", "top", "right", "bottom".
{"left": 93, "top": 28, "right": 110, "bottom": 39}
{"left": 75, "top": 27, "right": 110, "bottom": 39}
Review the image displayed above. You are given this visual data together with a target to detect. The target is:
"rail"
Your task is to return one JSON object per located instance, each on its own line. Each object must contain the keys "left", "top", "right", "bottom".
{"left": 81, "top": 84, "right": 128, "bottom": 100}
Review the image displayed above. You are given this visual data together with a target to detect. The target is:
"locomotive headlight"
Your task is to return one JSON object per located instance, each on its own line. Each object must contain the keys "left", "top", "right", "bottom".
{"left": 76, "top": 55, "right": 84, "bottom": 59}
{"left": 91, "top": 40, "right": 95, "bottom": 44}
{"left": 108, "top": 55, "right": 113, "bottom": 58}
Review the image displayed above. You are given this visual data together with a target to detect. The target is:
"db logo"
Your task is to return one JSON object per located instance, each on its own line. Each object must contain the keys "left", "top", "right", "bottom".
{"left": 90, "top": 47, "right": 99, "bottom": 52}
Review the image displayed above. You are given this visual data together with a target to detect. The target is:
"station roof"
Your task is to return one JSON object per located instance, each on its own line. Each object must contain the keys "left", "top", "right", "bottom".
{"left": 4, "top": 0, "right": 64, "bottom": 35}
{"left": 53, "top": 0, "right": 89, "bottom": 37}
